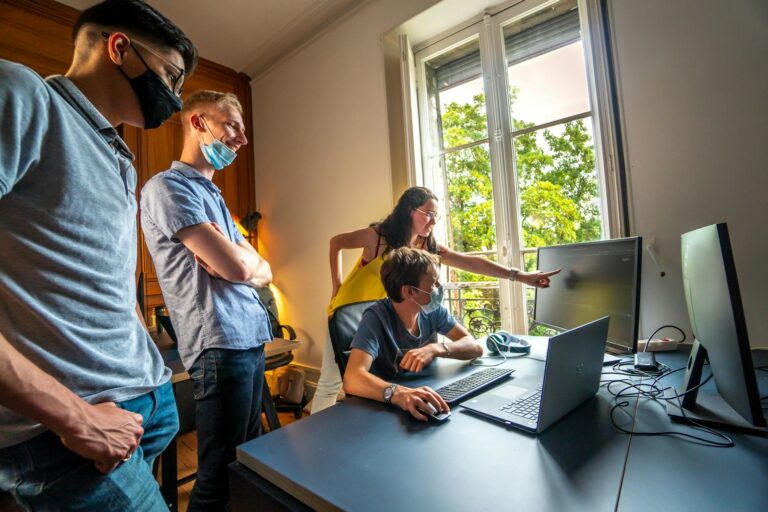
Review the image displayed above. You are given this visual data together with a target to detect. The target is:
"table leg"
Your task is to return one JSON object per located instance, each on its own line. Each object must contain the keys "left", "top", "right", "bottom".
{"left": 262, "top": 377, "right": 281, "bottom": 432}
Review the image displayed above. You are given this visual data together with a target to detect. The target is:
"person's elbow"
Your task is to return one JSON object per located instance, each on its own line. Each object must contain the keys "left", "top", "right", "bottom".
{"left": 470, "top": 342, "right": 483, "bottom": 358}
{"left": 342, "top": 371, "right": 362, "bottom": 396}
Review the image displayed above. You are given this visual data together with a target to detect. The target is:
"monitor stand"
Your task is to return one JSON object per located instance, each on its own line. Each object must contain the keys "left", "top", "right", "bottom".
{"left": 665, "top": 341, "right": 767, "bottom": 435}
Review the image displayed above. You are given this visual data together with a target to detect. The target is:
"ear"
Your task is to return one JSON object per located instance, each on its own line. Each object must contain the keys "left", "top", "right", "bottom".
{"left": 401, "top": 284, "right": 416, "bottom": 301}
{"left": 189, "top": 114, "right": 206, "bottom": 133}
{"left": 106, "top": 32, "right": 130, "bottom": 66}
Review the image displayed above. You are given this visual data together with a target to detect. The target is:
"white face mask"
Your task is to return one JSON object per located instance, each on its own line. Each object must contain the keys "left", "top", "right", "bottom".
{"left": 411, "top": 285, "right": 444, "bottom": 314}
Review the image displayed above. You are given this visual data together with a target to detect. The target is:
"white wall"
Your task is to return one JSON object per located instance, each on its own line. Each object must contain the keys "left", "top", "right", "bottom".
{"left": 608, "top": 0, "right": 768, "bottom": 346}
{"left": 251, "top": 0, "right": 440, "bottom": 372}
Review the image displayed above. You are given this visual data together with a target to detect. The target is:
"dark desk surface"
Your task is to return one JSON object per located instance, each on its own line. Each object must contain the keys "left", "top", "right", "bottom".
{"left": 236, "top": 356, "right": 637, "bottom": 512}
{"left": 618, "top": 349, "right": 768, "bottom": 512}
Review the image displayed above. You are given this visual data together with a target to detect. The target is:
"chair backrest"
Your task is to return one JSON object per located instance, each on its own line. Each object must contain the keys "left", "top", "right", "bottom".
{"left": 255, "top": 286, "right": 296, "bottom": 340}
{"left": 328, "top": 300, "right": 378, "bottom": 377}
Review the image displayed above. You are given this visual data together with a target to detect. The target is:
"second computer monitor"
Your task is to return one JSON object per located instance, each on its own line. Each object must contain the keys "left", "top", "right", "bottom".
{"left": 534, "top": 237, "right": 642, "bottom": 353}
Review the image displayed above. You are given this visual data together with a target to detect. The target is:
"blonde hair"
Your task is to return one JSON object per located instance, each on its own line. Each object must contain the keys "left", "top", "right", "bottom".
{"left": 182, "top": 90, "right": 242, "bottom": 114}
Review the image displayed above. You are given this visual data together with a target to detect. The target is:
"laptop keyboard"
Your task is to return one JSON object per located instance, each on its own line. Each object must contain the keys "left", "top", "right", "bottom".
{"left": 435, "top": 367, "right": 515, "bottom": 405}
{"left": 500, "top": 388, "right": 542, "bottom": 420}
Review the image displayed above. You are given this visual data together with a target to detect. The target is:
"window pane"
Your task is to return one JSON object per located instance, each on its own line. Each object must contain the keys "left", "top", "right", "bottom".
{"left": 439, "top": 143, "right": 497, "bottom": 257}
{"left": 507, "top": 42, "right": 590, "bottom": 127}
{"left": 424, "top": 38, "right": 488, "bottom": 151}
{"left": 503, "top": 0, "right": 591, "bottom": 127}
{"left": 434, "top": 141, "right": 500, "bottom": 339}
{"left": 514, "top": 118, "right": 602, "bottom": 249}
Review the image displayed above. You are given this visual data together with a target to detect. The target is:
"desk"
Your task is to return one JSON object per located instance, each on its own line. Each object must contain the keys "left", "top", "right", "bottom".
{"left": 233, "top": 356, "right": 637, "bottom": 511}
{"left": 151, "top": 330, "right": 300, "bottom": 511}
{"left": 618, "top": 349, "right": 768, "bottom": 512}
{"left": 231, "top": 349, "right": 768, "bottom": 512}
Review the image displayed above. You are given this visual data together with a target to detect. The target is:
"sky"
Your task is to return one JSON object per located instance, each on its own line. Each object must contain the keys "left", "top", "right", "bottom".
{"left": 438, "top": 42, "right": 591, "bottom": 131}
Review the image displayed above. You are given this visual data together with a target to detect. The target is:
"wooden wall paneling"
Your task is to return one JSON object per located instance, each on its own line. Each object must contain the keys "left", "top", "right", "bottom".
{"left": 0, "top": 0, "right": 77, "bottom": 76}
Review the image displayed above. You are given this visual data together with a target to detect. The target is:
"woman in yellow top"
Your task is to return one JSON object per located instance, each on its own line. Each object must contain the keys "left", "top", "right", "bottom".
{"left": 310, "top": 187, "right": 560, "bottom": 413}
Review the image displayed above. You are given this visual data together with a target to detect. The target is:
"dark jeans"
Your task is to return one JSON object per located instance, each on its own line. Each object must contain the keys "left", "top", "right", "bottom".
{"left": 187, "top": 345, "right": 265, "bottom": 512}
{"left": 0, "top": 381, "right": 179, "bottom": 511}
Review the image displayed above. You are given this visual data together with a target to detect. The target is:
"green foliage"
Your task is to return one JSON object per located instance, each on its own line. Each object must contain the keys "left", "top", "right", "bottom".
{"left": 441, "top": 91, "right": 601, "bottom": 259}
{"left": 439, "top": 90, "right": 602, "bottom": 334}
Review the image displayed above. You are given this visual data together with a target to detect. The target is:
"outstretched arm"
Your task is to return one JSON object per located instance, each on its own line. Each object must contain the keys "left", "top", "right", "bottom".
{"left": 438, "top": 244, "right": 560, "bottom": 288}
{"left": 0, "top": 332, "right": 144, "bottom": 474}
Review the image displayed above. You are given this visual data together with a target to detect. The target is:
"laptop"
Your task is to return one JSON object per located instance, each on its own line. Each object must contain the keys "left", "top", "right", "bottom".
{"left": 461, "top": 316, "right": 609, "bottom": 433}
{"left": 519, "top": 334, "right": 621, "bottom": 366}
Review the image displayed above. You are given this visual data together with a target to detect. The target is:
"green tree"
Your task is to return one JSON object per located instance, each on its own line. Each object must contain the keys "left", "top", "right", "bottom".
{"left": 439, "top": 90, "right": 601, "bottom": 333}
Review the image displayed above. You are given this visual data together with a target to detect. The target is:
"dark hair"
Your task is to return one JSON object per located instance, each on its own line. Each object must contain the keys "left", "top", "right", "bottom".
{"left": 381, "top": 247, "right": 439, "bottom": 302}
{"left": 73, "top": 0, "right": 197, "bottom": 74}
{"left": 373, "top": 187, "right": 438, "bottom": 255}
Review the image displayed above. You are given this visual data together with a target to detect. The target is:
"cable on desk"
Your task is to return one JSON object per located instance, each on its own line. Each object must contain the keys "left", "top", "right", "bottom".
{"left": 603, "top": 364, "right": 734, "bottom": 447}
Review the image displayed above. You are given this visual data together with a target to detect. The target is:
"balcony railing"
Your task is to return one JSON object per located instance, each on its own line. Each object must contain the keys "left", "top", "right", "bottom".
{"left": 443, "top": 281, "right": 501, "bottom": 338}
{"left": 443, "top": 281, "right": 538, "bottom": 337}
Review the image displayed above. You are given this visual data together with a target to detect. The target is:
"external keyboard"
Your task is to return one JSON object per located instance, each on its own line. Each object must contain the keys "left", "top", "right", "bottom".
{"left": 501, "top": 388, "right": 542, "bottom": 421}
{"left": 435, "top": 367, "right": 515, "bottom": 405}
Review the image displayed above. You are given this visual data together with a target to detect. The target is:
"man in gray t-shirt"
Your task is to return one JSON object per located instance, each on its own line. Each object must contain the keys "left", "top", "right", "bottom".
{"left": 0, "top": 1, "right": 196, "bottom": 510}
{"left": 344, "top": 248, "right": 483, "bottom": 421}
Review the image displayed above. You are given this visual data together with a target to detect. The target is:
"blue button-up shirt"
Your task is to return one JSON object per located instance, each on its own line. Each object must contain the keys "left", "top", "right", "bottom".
{"left": 140, "top": 161, "right": 272, "bottom": 369}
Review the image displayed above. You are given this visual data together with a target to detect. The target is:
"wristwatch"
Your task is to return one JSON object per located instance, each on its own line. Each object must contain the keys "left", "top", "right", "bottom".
{"left": 383, "top": 383, "right": 398, "bottom": 404}
{"left": 439, "top": 341, "right": 451, "bottom": 356}
{"left": 508, "top": 267, "right": 520, "bottom": 281}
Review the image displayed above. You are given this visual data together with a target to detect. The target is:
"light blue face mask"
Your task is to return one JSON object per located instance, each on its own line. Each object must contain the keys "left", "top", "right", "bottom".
{"left": 198, "top": 116, "right": 237, "bottom": 170}
{"left": 412, "top": 285, "right": 444, "bottom": 314}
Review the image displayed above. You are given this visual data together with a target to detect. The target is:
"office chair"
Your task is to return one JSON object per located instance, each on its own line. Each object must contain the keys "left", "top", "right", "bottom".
{"left": 328, "top": 300, "right": 378, "bottom": 377}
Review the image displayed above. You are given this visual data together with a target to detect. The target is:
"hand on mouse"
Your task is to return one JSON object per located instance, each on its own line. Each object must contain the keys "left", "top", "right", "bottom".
{"left": 390, "top": 385, "right": 449, "bottom": 421}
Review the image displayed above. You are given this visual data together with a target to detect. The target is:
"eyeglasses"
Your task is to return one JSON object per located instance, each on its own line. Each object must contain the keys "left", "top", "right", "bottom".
{"left": 415, "top": 208, "right": 441, "bottom": 222}
{"left": 102, "top": 32, "right": 185, "bottom": 95}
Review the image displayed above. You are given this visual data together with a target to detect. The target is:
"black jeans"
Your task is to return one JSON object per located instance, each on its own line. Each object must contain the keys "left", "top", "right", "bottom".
{"left": 187, "top": 346, "right": 265, "bottom": 512}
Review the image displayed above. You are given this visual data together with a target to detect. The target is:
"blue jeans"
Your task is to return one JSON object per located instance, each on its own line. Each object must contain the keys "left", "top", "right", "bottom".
{"left": 0, "top": 381, "right": 178, "bottom": 512}
{"left": 187, "top": 345, "right": 265, "bottom": 512}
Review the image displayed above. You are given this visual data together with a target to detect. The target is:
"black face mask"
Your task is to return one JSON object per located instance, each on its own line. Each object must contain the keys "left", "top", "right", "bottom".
{"left": 118, "top": 44, "right": 182, "bottom": 129}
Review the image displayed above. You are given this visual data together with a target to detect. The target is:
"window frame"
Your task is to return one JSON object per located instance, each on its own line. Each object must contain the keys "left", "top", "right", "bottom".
{"left": 409, "top": 0, "right": 625, "bottom": 333}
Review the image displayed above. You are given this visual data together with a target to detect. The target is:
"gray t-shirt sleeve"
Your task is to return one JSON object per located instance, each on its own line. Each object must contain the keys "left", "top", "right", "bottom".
{"left": 350, "top": 308, "right": 383, "bottom": 360}
{"left": 141, "top": 175, "right": 210, "bottom": 241}
{"left": 0, "top": 62, "right": 49, "bottom": 198}
{"left": 434, "top": 305, "right": 458, "bottom": 335}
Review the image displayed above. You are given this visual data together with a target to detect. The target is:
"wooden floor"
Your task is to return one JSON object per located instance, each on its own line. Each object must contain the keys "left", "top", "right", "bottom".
{"left": 175, "top": 410, "right": 306, "bottom": 512}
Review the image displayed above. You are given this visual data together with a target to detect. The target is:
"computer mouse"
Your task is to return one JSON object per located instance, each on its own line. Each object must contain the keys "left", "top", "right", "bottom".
{"left": 420, "top": 402, "right": 451, "bottom": 422}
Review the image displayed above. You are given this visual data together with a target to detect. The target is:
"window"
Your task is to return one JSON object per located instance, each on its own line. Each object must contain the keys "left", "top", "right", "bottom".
{"left": 413, "top": 0, "right": 622, "bottom": 336}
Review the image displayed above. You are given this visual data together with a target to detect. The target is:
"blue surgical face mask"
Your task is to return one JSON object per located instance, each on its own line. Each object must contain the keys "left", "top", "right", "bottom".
{"left": 411, "top": 285, "right": 444, "bottom": 314}
{"left": 197, "top": 116, "right": 237, "bottom": 170}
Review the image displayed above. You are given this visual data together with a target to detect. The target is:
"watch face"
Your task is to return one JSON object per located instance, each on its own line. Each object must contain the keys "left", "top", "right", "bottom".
{"left": 384, "top": 385, "right": 394, "bottom": 402}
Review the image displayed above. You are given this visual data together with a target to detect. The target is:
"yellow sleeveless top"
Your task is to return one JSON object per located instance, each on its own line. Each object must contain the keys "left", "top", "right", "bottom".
{"left": 327, "top": 253, "right": 387, "bottom": 316}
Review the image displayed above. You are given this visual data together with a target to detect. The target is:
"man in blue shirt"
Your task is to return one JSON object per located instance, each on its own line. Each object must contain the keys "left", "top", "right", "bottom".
{"left": 140, "top": 90, "right": 273, "bottom": 512}
{"left": 344, "top": 248, "right": 483, "bottom": 421}
{"left": 0, "top": 1, "right": 196, "bottom": 510}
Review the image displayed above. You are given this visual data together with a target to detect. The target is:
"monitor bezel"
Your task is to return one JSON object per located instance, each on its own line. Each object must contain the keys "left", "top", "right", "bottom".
{"left": 532, "top": 236, "right": 642, "bottom": 354}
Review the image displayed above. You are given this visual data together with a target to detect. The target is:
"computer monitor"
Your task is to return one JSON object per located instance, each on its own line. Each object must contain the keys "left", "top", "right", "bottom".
{"left": 534, "top": 237, "right": 641, "bottom": 354}
{"left": 666, "top": 223, "right": 766, "bottom": 434}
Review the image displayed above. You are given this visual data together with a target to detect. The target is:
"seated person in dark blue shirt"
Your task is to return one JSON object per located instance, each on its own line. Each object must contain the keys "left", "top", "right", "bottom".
{"left": 343, "top": 247, "right": 482, "bottom": 421}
